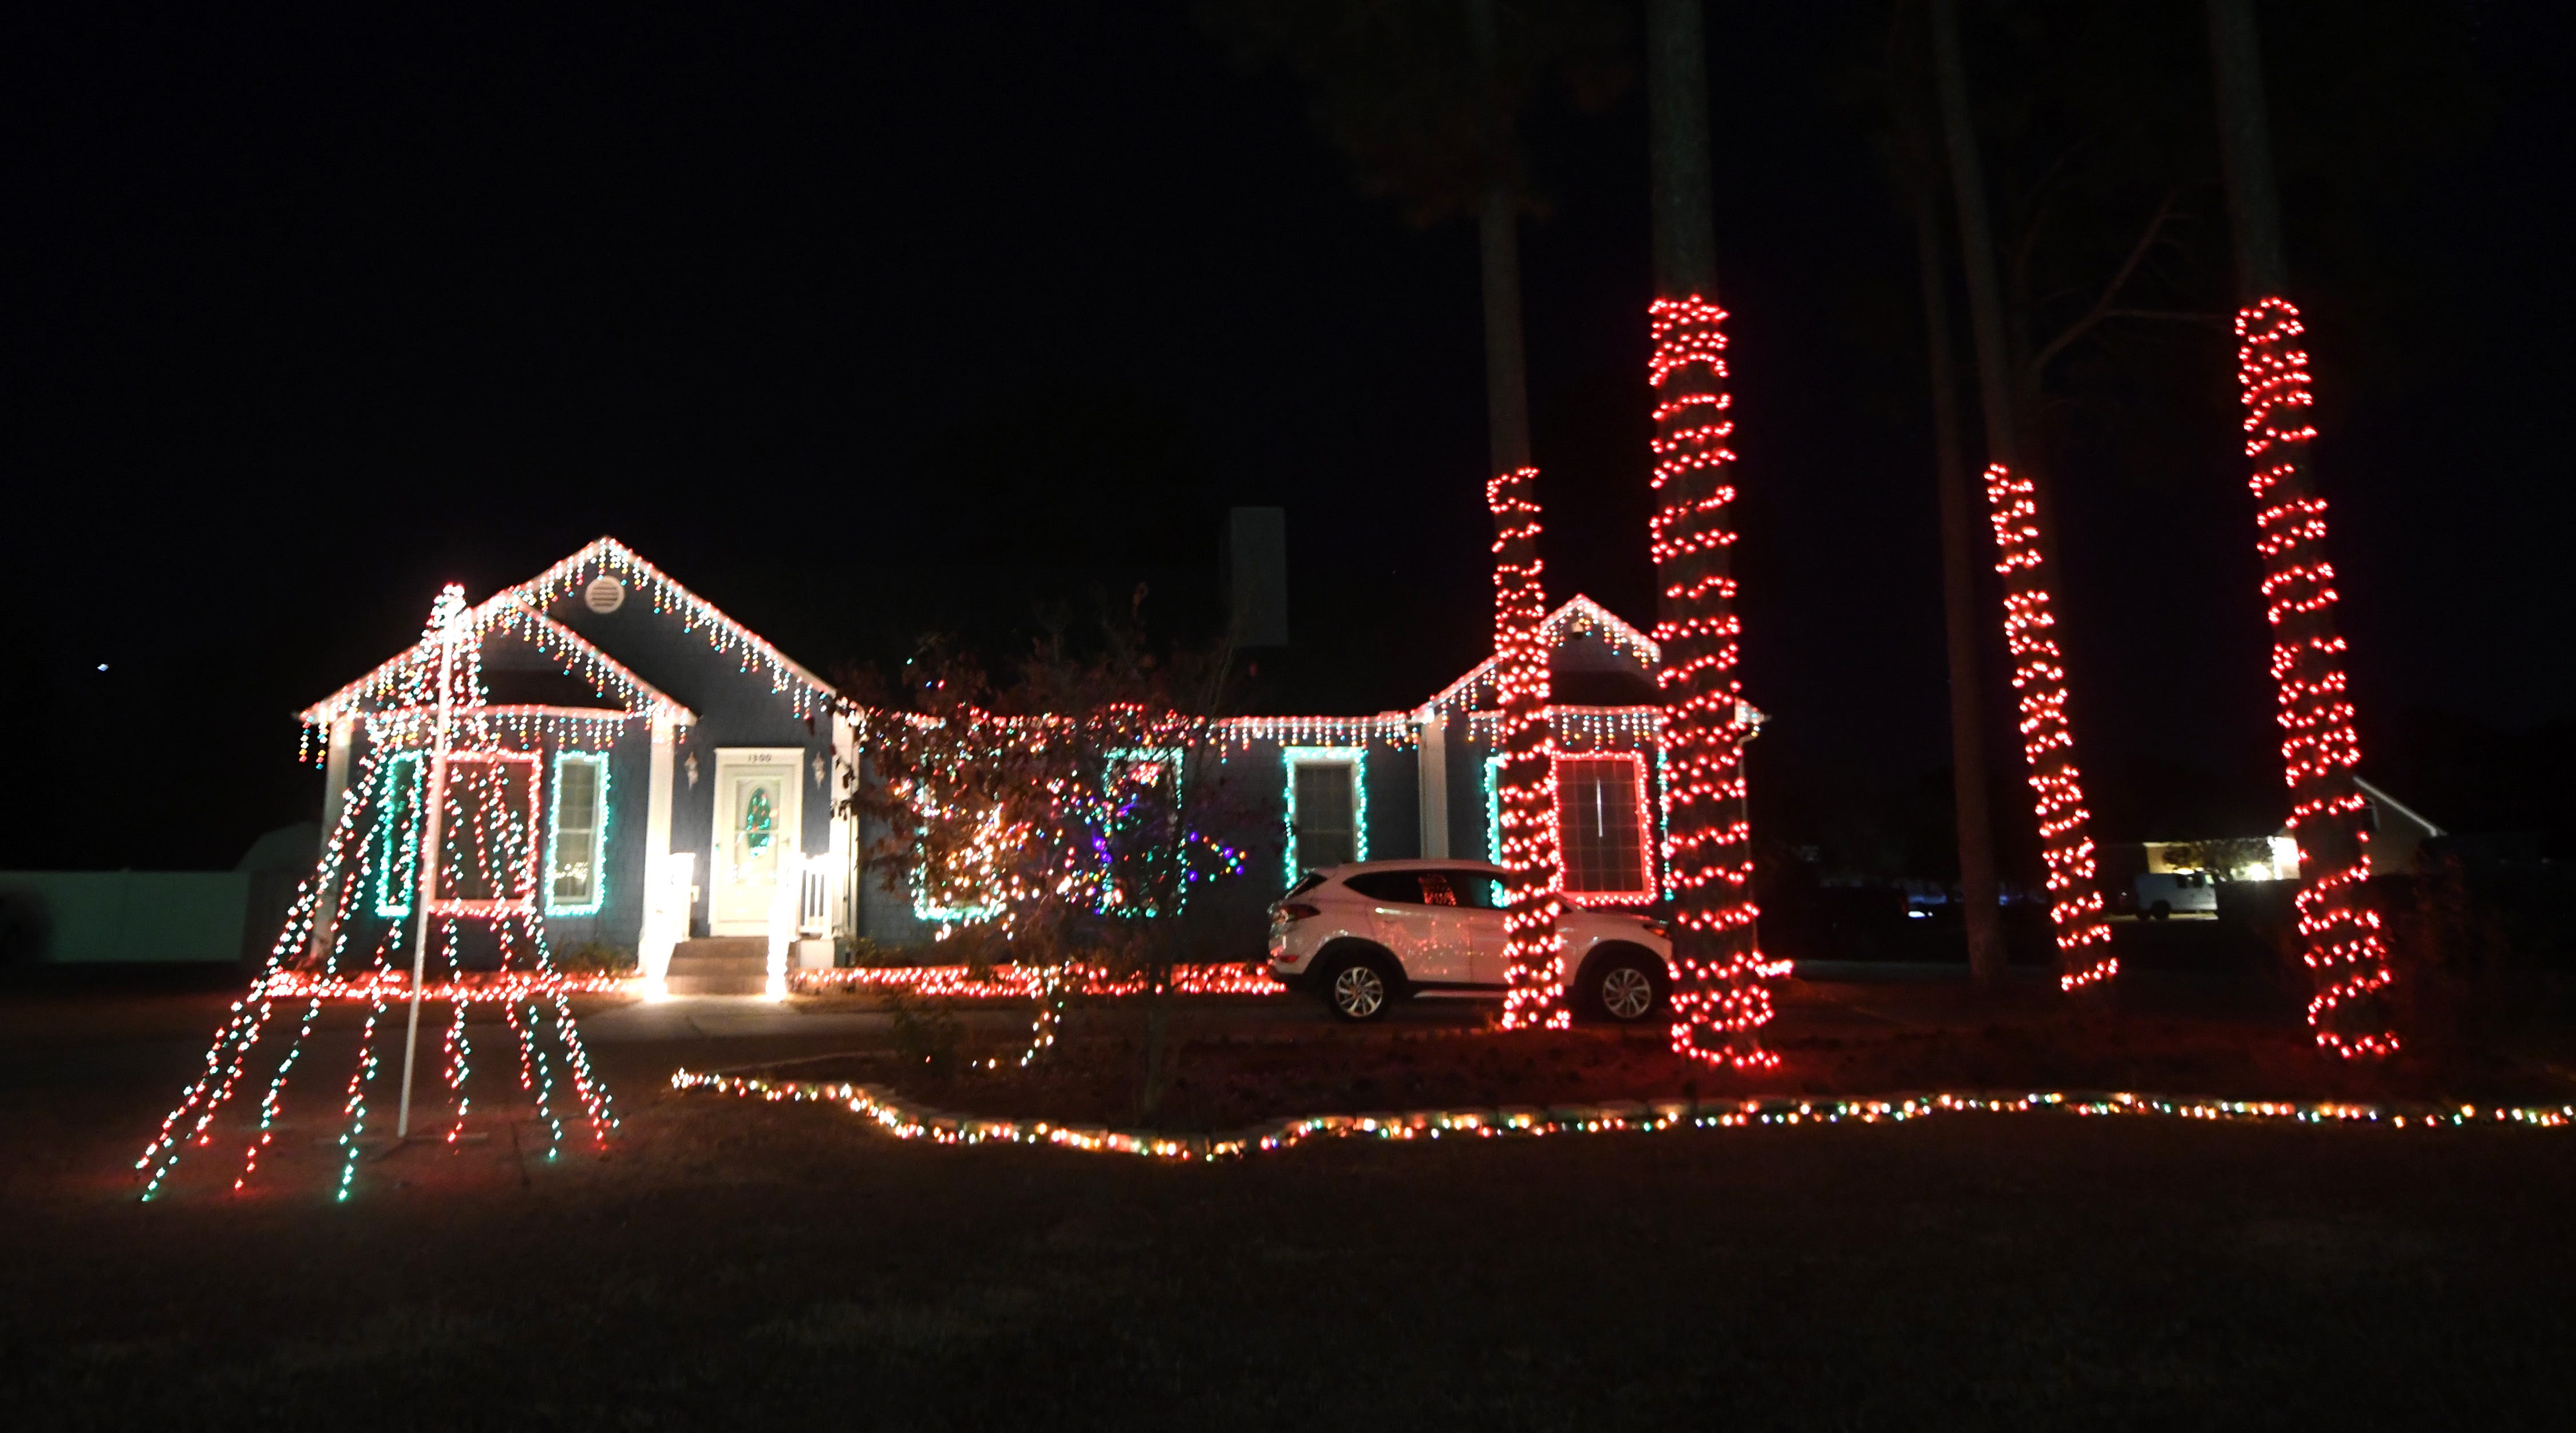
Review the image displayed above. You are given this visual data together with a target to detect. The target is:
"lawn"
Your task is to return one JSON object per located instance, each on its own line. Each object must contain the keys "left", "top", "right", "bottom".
{"left": 6, "top": 974, "right": 2575, "bottom": 1430}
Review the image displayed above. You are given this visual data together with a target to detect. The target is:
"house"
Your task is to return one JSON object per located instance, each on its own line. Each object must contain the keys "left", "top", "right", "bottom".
{"left": 297, "top": 540, "right": 1710, "bottom": 987}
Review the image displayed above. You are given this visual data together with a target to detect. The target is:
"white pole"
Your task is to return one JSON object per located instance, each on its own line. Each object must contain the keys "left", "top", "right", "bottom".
{"left": 396, "top": 612, "right": 458, "bottom": 1140}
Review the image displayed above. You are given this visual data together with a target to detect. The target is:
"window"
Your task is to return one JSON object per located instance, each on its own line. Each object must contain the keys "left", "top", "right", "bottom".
{"left": 1282, "top": 747, "right": 1365, "bottom": 884}
{"left": 1555, "top": 755, "right": 1654, "bottom": 904}
{"left": 547, "top": 752, "right": 611, "bottom": 915}
{"left": 1436, "top": 869, "right": 1507, "bottom": 910}
{"left": 443, "top": 754, "right": 542, "bottom": 905}
{"left": 1342, "top": 870, "right": 1423, "bottom": 904}
{"left": 373, "top": 752, "right": 424, "bottom": 917}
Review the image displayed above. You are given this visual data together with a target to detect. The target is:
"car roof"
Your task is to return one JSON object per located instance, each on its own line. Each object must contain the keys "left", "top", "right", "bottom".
{"left": 1318, "top": 859, "right": 1505, "bottom": 878}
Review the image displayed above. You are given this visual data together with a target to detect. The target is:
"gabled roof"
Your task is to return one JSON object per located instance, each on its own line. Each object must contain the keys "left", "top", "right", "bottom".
{"left": 299, "top": 591, "right": 695, "bottom": 729}
{"left": 502, "top": 537, "right": 836, "bottom": 715}
{"left": 304, "top": 535, "right": 851, "bottom": 730}
{"left": 1423, "top": 595, "right": 1660, "bottom": 714}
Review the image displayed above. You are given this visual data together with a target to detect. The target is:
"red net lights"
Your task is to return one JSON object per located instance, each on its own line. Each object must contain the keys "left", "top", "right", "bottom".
{"left": 1486, "top": 465, "right": 1571, "bottom": 1030}
{"left": 1979, "top": 463, "right": 2116, "bottom": 989}
{"left": 1646, "top": 297, "right": 1779, "bottom": 1069}
{"left": 2235, "top": 297, "right": 2395, "bottom": 1059}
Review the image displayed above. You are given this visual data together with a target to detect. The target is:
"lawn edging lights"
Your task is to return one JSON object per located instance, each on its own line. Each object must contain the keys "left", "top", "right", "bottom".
{"left": 670, "top": 1069, "right": 2575, "bottom": 1163}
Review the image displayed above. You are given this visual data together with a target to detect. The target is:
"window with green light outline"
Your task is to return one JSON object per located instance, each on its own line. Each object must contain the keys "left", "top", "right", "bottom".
{"left": 1281, "top": 745, "right": 1366, "bottom": 888}
{"left": 373, "top": 752, "right": 424, "bottom": 918}
{"left": 1484, "top": 752, "right": 1506, "bottom": 865}
{"left": 545, "top": 752, "right": 611, "bottom": 915}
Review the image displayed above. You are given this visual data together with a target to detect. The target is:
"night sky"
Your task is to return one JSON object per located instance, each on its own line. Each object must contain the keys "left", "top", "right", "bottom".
{"left": 5, "top": 2, "right": 2569, "bottom": 875}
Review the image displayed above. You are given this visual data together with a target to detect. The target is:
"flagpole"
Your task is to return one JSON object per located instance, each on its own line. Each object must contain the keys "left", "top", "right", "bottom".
{"left": 396, "top": 606, "right": 458, "bottom": 1140}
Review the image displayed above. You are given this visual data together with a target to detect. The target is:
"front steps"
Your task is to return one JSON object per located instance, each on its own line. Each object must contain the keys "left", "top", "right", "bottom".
{"left": 663, "top": 937, "right": 770, "bottom": 996}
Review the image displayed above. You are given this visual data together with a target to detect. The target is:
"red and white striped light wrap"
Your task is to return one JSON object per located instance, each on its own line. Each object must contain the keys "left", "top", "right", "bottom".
{"left": 1485, "top": 465, "right": 1570, "bottom": 1030}
{"left": 2235, "top": 297, "right": 2395, "bottom": 1059}
{"left": 1647, "top": 296, "right": 1780, "bottom": 1068}
{"left": 1980, "top": 463, "right": 2116, "bottom": 989}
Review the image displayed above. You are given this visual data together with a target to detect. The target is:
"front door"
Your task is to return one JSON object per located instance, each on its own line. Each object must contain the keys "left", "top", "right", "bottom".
{"left": 711, "top": 748, "right": 804, "bottom": 935}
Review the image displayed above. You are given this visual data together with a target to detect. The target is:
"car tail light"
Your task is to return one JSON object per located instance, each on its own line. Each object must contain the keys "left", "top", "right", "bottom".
{"left": 1275, "top": 902, "right": 1321, "bottom": 923}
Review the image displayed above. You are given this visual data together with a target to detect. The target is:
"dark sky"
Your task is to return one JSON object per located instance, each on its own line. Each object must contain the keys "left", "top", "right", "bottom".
{"left": 5, "top": 2, "right": 2569, "bottom": 873}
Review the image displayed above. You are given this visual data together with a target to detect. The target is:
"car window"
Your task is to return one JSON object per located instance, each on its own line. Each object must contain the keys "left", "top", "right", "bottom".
{"left": 1342, "top": 871, "right": 1424, "bottom": 905}
{"left": 1437, "top": 870, "right": 1507, "bottom": 910}
{"left": 1283, "top": 873, "right": 1326, "bottom": 900}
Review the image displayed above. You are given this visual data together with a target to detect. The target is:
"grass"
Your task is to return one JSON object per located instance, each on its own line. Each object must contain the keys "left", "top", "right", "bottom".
{"left": 7, "top": 976, "right": 2576, "bottom": 1428}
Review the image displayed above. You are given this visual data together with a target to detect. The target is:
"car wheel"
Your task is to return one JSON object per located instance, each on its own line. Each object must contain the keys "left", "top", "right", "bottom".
{"left": 1591, "top": 956, "right": 1661, "bottom": 1023}
{"left": 1324, "top": 958, "right": 1393, "bottom": 1022}
{"left": 2148, "top": 900, "right": 2171, "bottom": 921}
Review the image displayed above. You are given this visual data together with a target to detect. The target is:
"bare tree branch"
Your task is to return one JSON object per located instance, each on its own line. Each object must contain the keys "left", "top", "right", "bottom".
{"left": 2097, "top": 308, "right": 2235, "bottom": 330}
{"left": 2025, "top": 186, "right": 2182, "bottom": 381}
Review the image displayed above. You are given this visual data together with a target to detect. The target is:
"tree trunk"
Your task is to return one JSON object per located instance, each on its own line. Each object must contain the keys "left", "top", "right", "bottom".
{"left": 1906, "top": 181, "right": 2009, "bottom": 985}
{"left": 2206, "top": 0, "right": 2395, "bottom": 1056}
{"left": 1471, "top": 0, "right": 1568, "bottom": 1028}
{"left": 2207, "top": 0, "right": 2289, "bottom": 297}
{"left": 1927, "top": 0, "right": 2116, "bottom": 992}
{"left": 1469, "top": 0, "right": 1532, "bottom": 476}
{"left": 1644, "top": 0, "right": 1775, "bottom": 1067}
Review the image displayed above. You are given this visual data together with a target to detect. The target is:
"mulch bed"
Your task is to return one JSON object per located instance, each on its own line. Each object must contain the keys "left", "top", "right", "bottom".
{"left": 748, "top": 1010, "right": 2576, "bottom": 1134}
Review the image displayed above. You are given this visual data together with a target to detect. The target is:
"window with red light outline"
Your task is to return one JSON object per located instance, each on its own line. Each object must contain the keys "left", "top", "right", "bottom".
{"left": 1553, "top": 753, "right": 1657, "bottom": 907}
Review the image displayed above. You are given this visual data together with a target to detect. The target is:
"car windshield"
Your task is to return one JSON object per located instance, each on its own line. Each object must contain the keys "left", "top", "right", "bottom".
{"left": 1282, "top": 873, "right": 1326, "bottom": 900}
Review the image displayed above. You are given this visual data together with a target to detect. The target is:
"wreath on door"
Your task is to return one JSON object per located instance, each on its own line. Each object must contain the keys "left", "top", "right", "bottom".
{"left": 743, "top": 786, "right": 775, "bottom": 856}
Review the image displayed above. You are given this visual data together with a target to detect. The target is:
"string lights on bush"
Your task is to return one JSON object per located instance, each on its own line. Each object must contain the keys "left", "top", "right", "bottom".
{"left": 2234, "top": 298, "right": 2395, "bottom": 1058}
{"left": 1980, "top": 464, "right": 2117, "bottom": 990}
{"left": 1484, "top": 466, "right": 1569, "bottom": 1031}
{"left": 1646, "top": 296, "right": 1778, "bottom": 1068}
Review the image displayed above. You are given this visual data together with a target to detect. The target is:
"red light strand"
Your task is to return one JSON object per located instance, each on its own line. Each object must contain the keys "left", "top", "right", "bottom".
{"left": 1980, "top": 463, "right": 2117, "bottom": 989}
{"left": 1647, "top": 297, "right": 1779, "bottom": 1068}
{"left": 1486, "top": 465, "right": 1571, "bottom": 1030}
{"left": 2235, "top": 297, "right": 2395, "bottom": 1059}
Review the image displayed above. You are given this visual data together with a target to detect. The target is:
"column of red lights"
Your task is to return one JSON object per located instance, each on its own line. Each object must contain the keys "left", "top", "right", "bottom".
{"left": 1486, "top": 466, "right": 1570, "bottom": 1030}
{"left": 2235, "top": 297, "right": 2395, "bottom": 1058}
{"left": 1646, "top": 296, "right": 1777, "bottom": 1069}
{"left": 1980, "top": 463, "right": 2117, "bottom": 989}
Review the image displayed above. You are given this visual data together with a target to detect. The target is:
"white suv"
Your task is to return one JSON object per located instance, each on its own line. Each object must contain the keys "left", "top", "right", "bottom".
{"left": 1266, "top": 860, "right": 1676, "bottom": 1023}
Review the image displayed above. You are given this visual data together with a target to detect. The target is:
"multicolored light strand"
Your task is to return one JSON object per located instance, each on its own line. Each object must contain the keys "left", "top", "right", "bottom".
{"left": 673, "top": 1071, "right": 2573, "bottom": 1162}
{"left": 2234, "top": 298, "right": 2395, "bottom": 1058}
{"left": 1646, "top": 296, "right": 1779, "bottom": 1067}
{"left": 1485, "top": 465, "right": 1569, "bottom": 1031}
{"left": 1980, "top": 463, "right": 2117, "bottom": 989}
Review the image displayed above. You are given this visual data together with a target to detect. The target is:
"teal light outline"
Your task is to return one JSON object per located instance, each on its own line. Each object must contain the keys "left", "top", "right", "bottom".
{"left": 1281, "top": 745, "right": 1367, "bottom": 889}
{"left": 373, "top": 751, "right": 423, "bottom": 918}
{"left": 544, "top": 751, "right": 612, "bottom": 916}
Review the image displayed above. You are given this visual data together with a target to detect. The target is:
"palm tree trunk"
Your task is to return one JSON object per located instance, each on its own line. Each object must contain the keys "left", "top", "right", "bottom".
{"left": 2206, "top": 0, "right": 2395, "bottom": 1056}
{"left": 1470, "top": 0, "right": 1569, "bottom": 1028}
{"left": 1927, "top": 0, "right": 2116, "bottom": 992}
{"left": 1906, "top": 181, "right": 2009, "bottom": 985}
{"left": 1478, "top": 186, "right": 1534, "bottom": 473}
{"left": 1644, "top": 0, "right": 1775, "bottom": 1067}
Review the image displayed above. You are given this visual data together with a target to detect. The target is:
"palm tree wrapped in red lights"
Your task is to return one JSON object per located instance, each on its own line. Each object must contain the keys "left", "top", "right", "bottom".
{"left": 1486, "top": 465, "right": 1571, "bottom": 1028}
{"left": 2207, "top": 0, "right": 2395, "bottom": 1057}
{"left": 1644, "top": 0, "right": 1780, "bottom": 1069}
